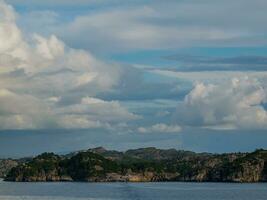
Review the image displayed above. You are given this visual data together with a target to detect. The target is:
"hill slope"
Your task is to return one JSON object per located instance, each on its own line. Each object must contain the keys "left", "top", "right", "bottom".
{"left": 4, "top": 148, "right": 267, "bottom": 182}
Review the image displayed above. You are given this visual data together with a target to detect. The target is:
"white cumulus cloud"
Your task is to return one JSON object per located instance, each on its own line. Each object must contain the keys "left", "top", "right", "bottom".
{"left": 138, "top": 123, "right": 181, "bottom": 133}
{"left": 175, "top": 78, "right": 267, "bottom": 130}
{"left": 0, "top": 0, "right": 136, "bottom": 130}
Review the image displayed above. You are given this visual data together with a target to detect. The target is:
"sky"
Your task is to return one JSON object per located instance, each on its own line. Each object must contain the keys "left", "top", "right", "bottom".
{"left": 1, "top": 0, "right": 267, "bottom": 157}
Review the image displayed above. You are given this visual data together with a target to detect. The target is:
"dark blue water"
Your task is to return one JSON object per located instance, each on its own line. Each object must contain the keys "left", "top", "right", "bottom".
{"left": 0, "top": 180, "right": 267, "bottom": 200}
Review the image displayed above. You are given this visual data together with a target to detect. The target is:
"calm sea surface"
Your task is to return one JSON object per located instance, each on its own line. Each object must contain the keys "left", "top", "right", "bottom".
{"left": 0, "top": 180, "right": 267, "bottom": 200}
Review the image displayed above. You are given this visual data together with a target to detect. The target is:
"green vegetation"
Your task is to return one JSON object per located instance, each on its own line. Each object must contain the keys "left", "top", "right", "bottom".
{"left": 66, "top": 152, "right": 120, "bottom": 181}
{"left": 4, "top": 148, "right": 267, "bottom": 182}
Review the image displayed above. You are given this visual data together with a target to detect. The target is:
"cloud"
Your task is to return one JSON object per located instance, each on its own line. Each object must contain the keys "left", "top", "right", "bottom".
{"left": 151, "top": 69, "right": 267, "bottom": 84}
{"left": 58, "top": 97, "right": 139, "bottom": 122}
{"left": 0, "top": 89, "right": 57, "bottom": 129}
{"left": 163, "top": 54, "right": 267, "bottom": 71}
{"left": 0, "top": 1, "right": 137, "bottom": 130}
{"left": 0, "top": 83, "right": 137, "bottom": 130}
{"left": 166, "top": 55, "right": 267, "bottom": 66}
{"left": 58, "top": 6, "right": 242, "bottom": 53}
{"left": 6, "top": 0, "right": 129, "bottom": 7}
{"left": 138, "top": 123, "right": 181, "bottom": 133}
{"left": 3, "top": 0, "right": 267, "bottom": 133}
{"left": 57, "top": 97, "right": 140, "bottom": 129}
{"left": 13, "top": 0, "right": 267, "bottom": 53}
{"left": 175, "top": 78, "right": 267, "bottom": 130}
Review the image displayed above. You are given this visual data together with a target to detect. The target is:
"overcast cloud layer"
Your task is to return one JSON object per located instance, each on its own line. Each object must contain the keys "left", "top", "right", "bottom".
{"left": 6, "top": 0, "right": 267, "bottom": 53}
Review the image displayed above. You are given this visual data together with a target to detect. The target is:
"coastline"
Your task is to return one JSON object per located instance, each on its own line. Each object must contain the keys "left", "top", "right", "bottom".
{"left": 3, "top": 148, "right": 267, "bottom": 183}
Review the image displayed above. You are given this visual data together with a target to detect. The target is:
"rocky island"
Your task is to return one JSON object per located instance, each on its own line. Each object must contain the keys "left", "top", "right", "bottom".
{"left": 3, "top": 147, "right": 267, "bottom": 183}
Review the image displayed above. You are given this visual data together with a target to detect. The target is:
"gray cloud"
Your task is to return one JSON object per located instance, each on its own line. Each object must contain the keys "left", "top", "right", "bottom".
{"left": 164, "top": 55, "right": 267, "bottom": 71}
{"left": 6, "top": 0, "right": 151, "bottom": 7}
{"left": 11, "top": 0, "right": 267, "bottom": 54}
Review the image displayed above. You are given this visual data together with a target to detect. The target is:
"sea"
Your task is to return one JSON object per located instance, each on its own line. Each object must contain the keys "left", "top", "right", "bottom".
{"left": 0, "top": 180, "right": 267, "bottom": 200}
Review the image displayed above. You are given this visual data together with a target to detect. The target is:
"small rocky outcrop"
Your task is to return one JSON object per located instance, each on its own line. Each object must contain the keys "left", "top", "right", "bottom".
{"left": 0, "top": 159, "right": 19, "bottom": 178}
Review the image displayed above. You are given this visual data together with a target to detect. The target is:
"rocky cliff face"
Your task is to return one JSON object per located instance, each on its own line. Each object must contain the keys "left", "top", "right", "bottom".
{"left": 0, "top": 159, "right": 18, "bottom": 178}
{"left": 4, "top": 148, "right": 267, "bottom": 183}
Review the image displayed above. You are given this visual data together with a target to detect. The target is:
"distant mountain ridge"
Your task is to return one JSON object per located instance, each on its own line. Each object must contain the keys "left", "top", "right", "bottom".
{"left": 2, "top": 147, "right": 267, "bottom": 183}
